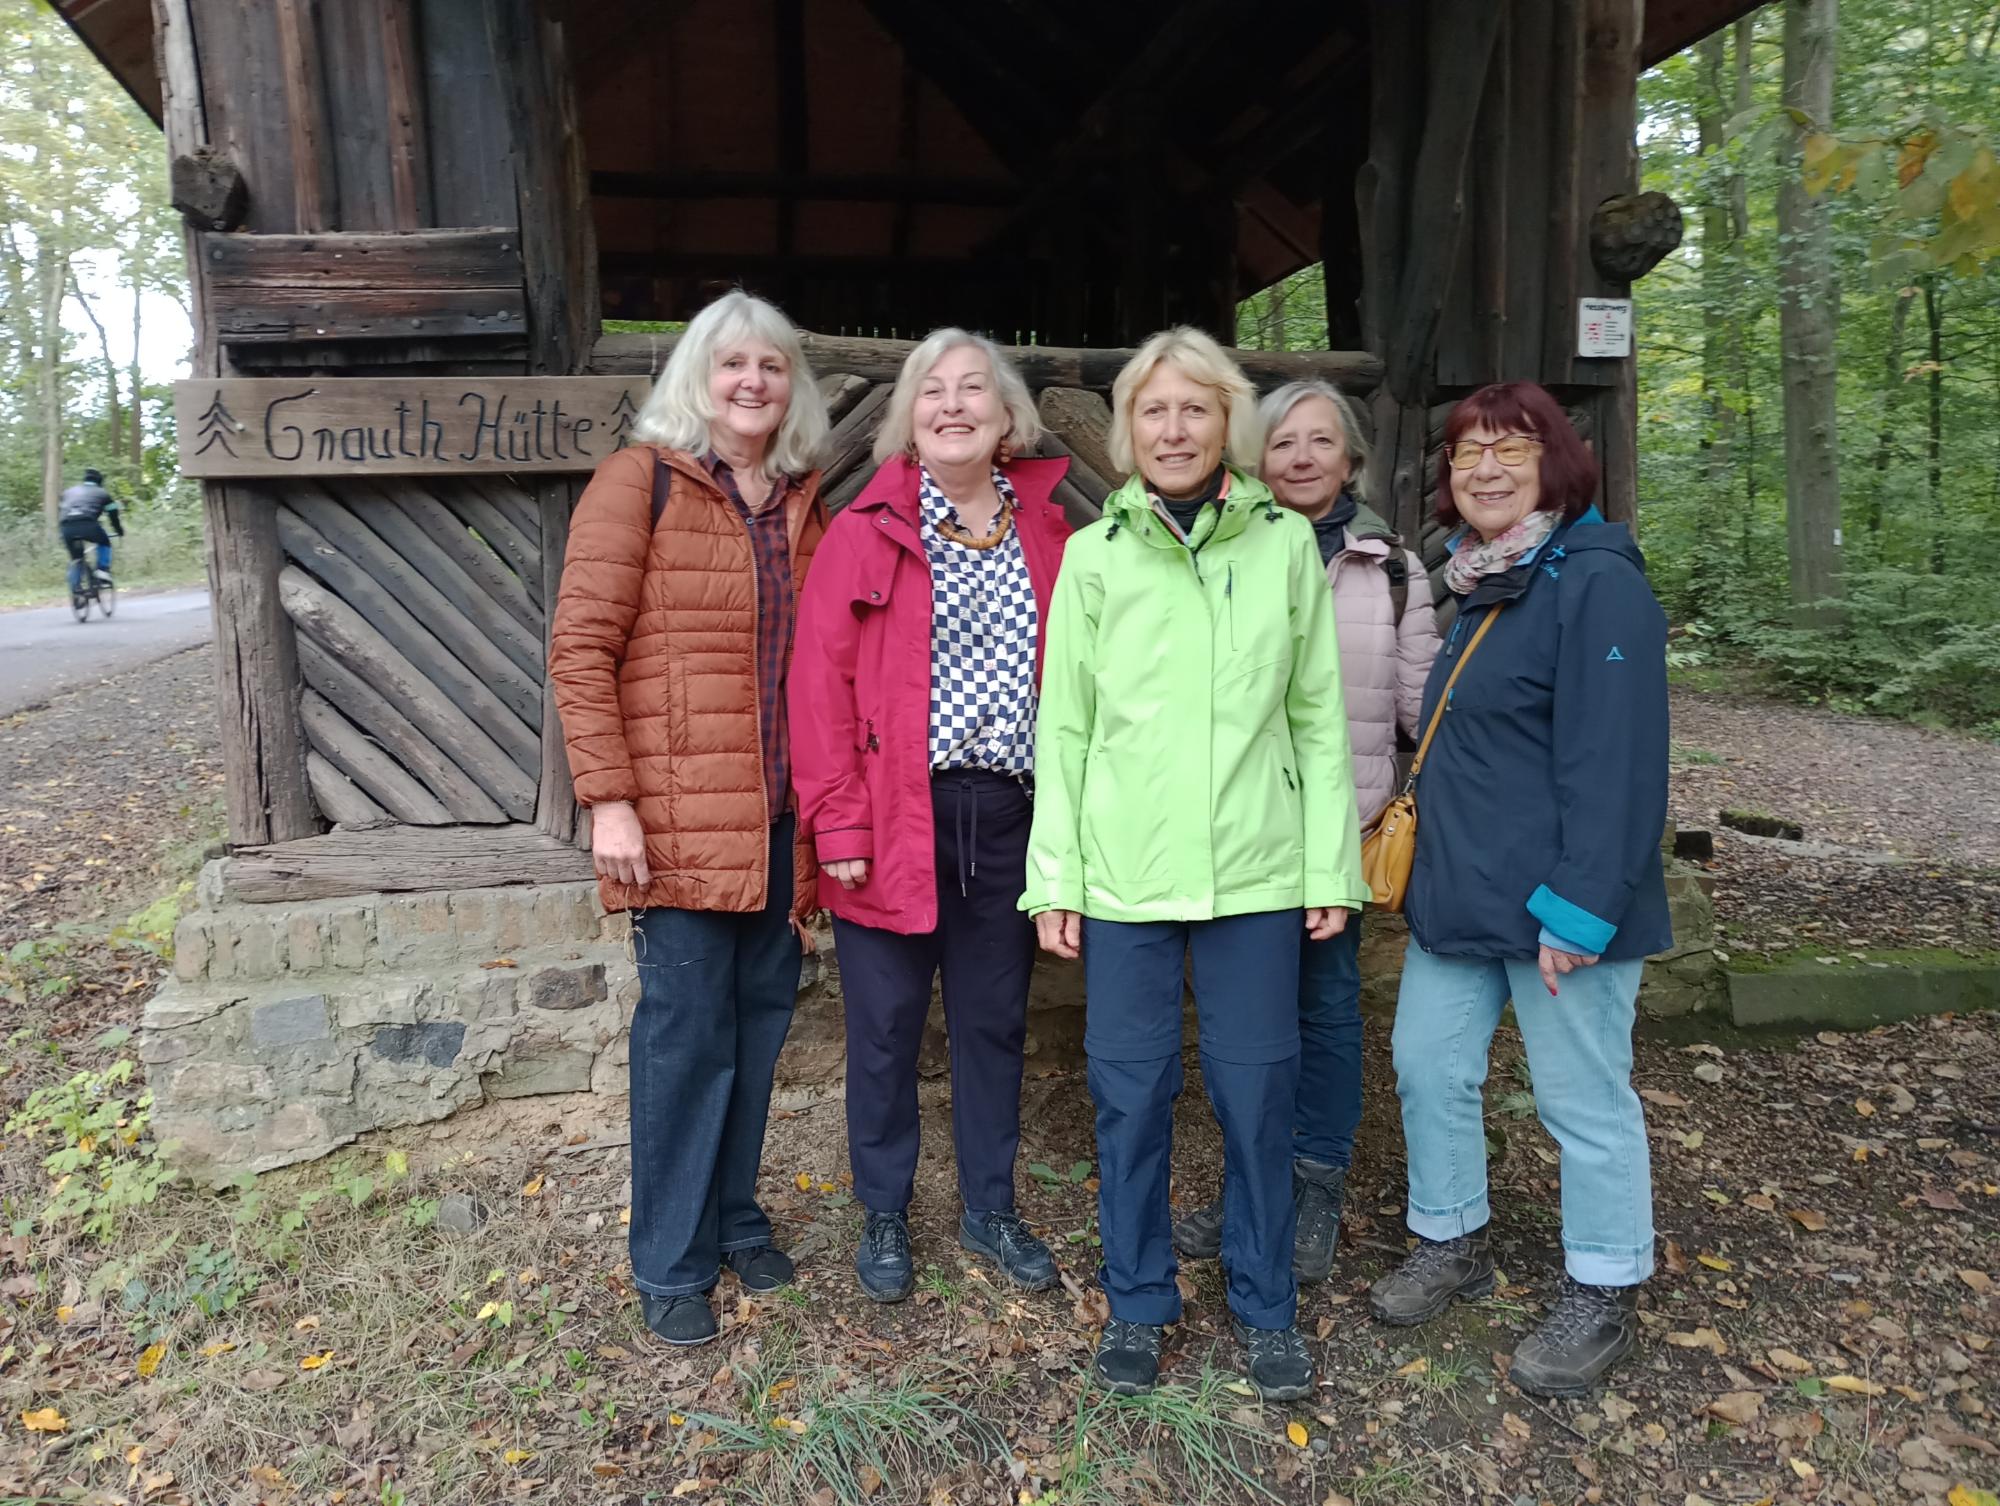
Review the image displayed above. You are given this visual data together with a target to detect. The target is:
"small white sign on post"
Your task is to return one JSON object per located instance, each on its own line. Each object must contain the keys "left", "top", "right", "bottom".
{"left": 1577, "top": 297, "right": 1634, "bottom": 358}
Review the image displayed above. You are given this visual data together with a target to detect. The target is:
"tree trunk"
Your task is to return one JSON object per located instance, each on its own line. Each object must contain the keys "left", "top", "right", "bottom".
{"left": 1698, "top": 31, "right": 1733, "bottom": 485}
{"left": 37, "top": 248, "right": 66, "bottom": 540}
{"left": 1924, "top": 272, "right": 1944, "bottom": 574}
{"left": 1776, "top": 0, "right": 1842, "bottom": 627}
{"left": 1868, "top": 287, "right": 1915, "bottom": 535}
{"left": 129, "top": 261, "right": 145, "bottom": 472}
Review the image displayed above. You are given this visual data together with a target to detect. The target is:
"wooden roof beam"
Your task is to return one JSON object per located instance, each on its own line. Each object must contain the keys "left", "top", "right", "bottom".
{"left": 857, "top": 0, "right": 1061, "bottom": 175}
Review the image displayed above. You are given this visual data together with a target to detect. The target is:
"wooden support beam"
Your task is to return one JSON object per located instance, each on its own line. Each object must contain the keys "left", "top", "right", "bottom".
{"left": 592, "top": 330, "right": 1384, "bottom": 394}
{"left": 273, "top": 0, "right": 334, "bottom": 232}
{"left": 218, "top": 822, "right": 598, "bottom": 904}
{"left": 305, "top": 751, "right": 388, "bottom": 826}
{"left": 199, "top": 228, "right": 522, "bottom": 288}
{"left": 301, "top": 687, "right": 452, "bottom": 824}
{"left": 1035, "top": 388, "right": 1119, "bottom": 494}
{"left": 533, "top": 480, "right": 579, "bottom": 844}
{"left": 214, "top": 287, "right": 527, "bottom": 346}
{"left": 378, "top": 0, "right": 431, "bottom": 229}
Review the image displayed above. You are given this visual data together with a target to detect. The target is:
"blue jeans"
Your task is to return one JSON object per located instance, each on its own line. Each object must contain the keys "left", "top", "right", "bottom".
{"left": 626, "top": 814, "right": 798, "bottom": 1297}
{"left": 1294, "top": 918, "right": 1363, "bottom": 1167}
{"left": 1391, "top": 939, "right": 1655, "bottom": 1286}
{"left": 1083, "top": 910, "right": 1302, "bottom": 1330}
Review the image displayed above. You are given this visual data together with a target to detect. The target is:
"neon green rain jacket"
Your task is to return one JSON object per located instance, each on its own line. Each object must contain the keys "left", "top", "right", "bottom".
{"left": 1021, "top": 466, "right": 1368, "bottom": 922}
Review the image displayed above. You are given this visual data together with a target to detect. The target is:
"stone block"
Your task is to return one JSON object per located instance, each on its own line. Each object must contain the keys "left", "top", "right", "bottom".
{"left": 168, "top": 1060, "right": 276, "bottom": 1105}
{"left": 377, "top": 893, "right": 452, "bottom": 966}
{"left": 286, "top": 912, "right": 327, "bottom": 973}
{"left": 251, "top": 994, "right": 332, "bottom": 1048}
{"left": 1729, "top": 957, "right": 2000, "bottom": 1029}
{"left": 598, "top": 908, "right": 632, "bottom": 947}
{"left": 333, "top": 981, "right": 422, "bottom": 1029}
{"left": 453, "top": 969, "right": 519, "bottom": 1023}
{"left": 207, "top": 920, "right": 238, "bottom": 980}
{"left": 328, "top": 905, "right": 373, "bottom": 970}
{"left": 143, "top": 982, "right": 235, "bottom": 1031}
{"left": 260, "top": 1101, "right": 334, "bottom": 1155}
{"left": 529, "top": 885, "right": 587, "bottom": 946}
{"left": 173, "top": 916, "right": 212, "bottom": 982}
{"left": 590, "top": 1034, "right": 629, "bottom": 1096}
{"left": 196, "top": 858, "right": 228, "bottom": 913}
{"left": 232, "top": 916, "right": 286, "bottom": 980}
{"left": 523, "top": 962, "right": 607, "bottom": 1012}
{"left": 483, "top": 1043, "right": 594, "bottom": 1098}
{"left": 370, "top": 1021, "right": 467, "bottom": 1068}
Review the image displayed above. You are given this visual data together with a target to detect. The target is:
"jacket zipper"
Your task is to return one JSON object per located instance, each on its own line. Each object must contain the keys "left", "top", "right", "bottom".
{"left": 1226, "top": 561, "right": 1236, "bottom": 650}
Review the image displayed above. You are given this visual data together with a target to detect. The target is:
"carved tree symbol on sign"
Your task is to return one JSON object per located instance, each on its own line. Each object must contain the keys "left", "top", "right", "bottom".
{"left": 194, "top": 393, "right": 240, "bottom": 457}
{"left": 608, "top": 391, "right": 639, "bottom": 450}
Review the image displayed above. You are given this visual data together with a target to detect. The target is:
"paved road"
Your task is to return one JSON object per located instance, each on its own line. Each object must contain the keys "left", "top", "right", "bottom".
{"left": 0, "top": 588, "right": 213, "bottom": 716}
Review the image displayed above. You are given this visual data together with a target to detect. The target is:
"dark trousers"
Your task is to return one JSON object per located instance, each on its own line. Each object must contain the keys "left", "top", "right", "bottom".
{"left": 832, "top": 770, "right": 1035, "bottom": 1216}
{"left": 1294, "top": 917, "right": 1364, "bottom": 1166}
{"left": 627, "top": 814, "right": 798, "bottom": 1297}
{"left": 1083, "top": 909, "right": 1303, "bottom": 1330}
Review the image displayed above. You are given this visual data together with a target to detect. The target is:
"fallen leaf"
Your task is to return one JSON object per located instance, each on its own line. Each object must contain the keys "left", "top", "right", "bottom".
{"left": 1663, "top": 1241, "right": 1688, "bottom": 1275}
{"left": 20, "top": 1407, "right": 66, "bottom": 1433}
{"left": 1787, "top": 1208, "right": 1829, "bottom": 1232}
{"left": 1789, "top": 1457, "right": 1818, "bottom": 1480}
{"left": 1641, "top": 1089, "right": 1689, "bottom": 1110}
{"left": 479, "top": 958, "right": 518, "bottom": 969}
{"left": 1767, "top": 1348, "right": 1813, "bottom": 1373}
{"left": 1825, "top": 1375, "right": 1886, "bottom": 1396}
{"left": 1682, "top": 1130, "right": 1705, "bottom": 1150}
{"left": 795, "top": 1172, "right": 813, "bottom": 1192}
{"left": 592, "top": 1463, "right": 625, "bottom": 1479}
{"left": 1501, "top": 1411, "right": 1532, "bottom": 1440}
{"left": 1958, "top": 1270, "right": 1993, "bottom": 1296}
{"left": 520, "top": 1176, "right": 544, "bottom": 1198}
{"left": 1286, "top": 1420, "right": 1308, "bottom": 1447}
{"left": 249, "top": 1465, "right": 292, "bottom": 1492}
{"left": 1855, "top": 1099, "right": 1876, "bottom": 1118}
{"left": 1396, "top": 1356, "right": 1430, "bottom": 1377}
{"left": 503, "top": 1448, "right": 535, "bottom": 1466}
{"left": 1600, "top": 1392, "right": 1637, "bottom": 1424}
{"left": 767, "top": 1377, "right": 797, "bottom": 1401}
{"left": 1668, "top": 1327, "right": 1729, "bottom": 1356}
{"left": 1705, "top": 1391, "right": 1763, "bottom": 1425}
{"left": 1692, "top": 1062, "right": 1726, "bottom": 1084}
{"left": 1698, "top": 1253, "right": 1733, "bottom": 1272}
{"left": 671, "top": 1484, "right": 706, "bottom": 1500}
{"left": 241, "top": 1367, "right": 288, "bottom": 1392}
{"left": 1948, "top": 1488, "right": 2000, "bottom": 1506}
{"left": 293, "top": 1315, "right": 321, "bottom": 1331}
{"left": 137, "top": 1340, "right": 167, "bottom": 1378}
{"left": 299, "top": 1350, "right": 335, "bottom": 1370}
{"left": 620, "top": 1206, "right": 631, "bottom": 1225}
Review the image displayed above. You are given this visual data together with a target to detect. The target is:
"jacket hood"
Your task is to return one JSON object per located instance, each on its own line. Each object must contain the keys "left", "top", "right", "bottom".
{"left": 1102, "top": 464, "right": 1282, "bottom": 546}
{"left": 1549, "top": 513, "right": 1647, "bottom": 571}
{"left": 848, "top": 453, "right": 1069, "bottom": 522}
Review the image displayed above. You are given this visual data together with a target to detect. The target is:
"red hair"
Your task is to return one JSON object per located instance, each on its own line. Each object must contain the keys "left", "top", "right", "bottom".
{"left": 1434, "top": 382, "right": 1598, "bottom": 529}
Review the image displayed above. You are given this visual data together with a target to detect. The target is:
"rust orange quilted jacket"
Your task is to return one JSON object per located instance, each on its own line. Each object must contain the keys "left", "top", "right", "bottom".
{"left": 550, "top": 444, "right": 825, "bottom": 919}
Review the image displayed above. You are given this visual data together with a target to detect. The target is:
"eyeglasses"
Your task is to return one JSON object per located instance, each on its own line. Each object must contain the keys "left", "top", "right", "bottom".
{"left": 1443, "top": 435, "right": 1542, "bottom": 469}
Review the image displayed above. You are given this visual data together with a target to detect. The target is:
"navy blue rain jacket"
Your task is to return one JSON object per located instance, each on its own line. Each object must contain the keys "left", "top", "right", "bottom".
{"left": 1404, "top": 510, "right": 1672, "bottom": 962}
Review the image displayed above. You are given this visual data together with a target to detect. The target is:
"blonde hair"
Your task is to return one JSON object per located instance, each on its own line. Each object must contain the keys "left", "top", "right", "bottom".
{"left": 1256, "top": 380, "right": 1373, "bottom": 504}
{"left": 1107, "top": 327, "right": 1262, "bottom": 476}
{"left": 632, "top": 290, "right": 830, "bottom": 475}
{"left": 871, "top": 328, "right": 1043, "bottom": 465}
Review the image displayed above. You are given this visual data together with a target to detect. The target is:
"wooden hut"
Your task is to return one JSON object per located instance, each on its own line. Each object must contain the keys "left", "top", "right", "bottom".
{"left": 54, "top": 0, "right": 1746, "bottom": 1174}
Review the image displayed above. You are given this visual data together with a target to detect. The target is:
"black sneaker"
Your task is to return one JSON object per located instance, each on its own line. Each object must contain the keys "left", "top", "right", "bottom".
{"left": 1090, "top": 1318, "right": 1166, "bottom": 1396}
{"left": 1172, "top": 1195, "right": 1224, "bottom": 1260}
{"left": 640, "top": 1291, "right": 717, "bottom": 1346}
{"left": 1366, "top": 1228, "right": 1496, "bottom": 1326}
{"left": 1293, "top": 1159, "right": 1347, "bottom": 1283}
{"left": 1232, "top": 1317, "right": 1316, "bottom": 1402}
{"left": 725, "top": 1245, "right": 795, "bottom": 1293}
{"left": 1508, "top": 1276, "right": 1640, "bottom": 1398}
{"left": 855, "top": 1209, "right": 915, "bottom": 1303}
{"left": 959, "top": 1210, "right": 1059, "bottom": 1291}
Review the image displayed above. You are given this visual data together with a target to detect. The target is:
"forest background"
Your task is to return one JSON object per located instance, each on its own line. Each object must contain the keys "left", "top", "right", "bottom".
{"left": 3, "top": 0, "right": 1998, "bottom": 732}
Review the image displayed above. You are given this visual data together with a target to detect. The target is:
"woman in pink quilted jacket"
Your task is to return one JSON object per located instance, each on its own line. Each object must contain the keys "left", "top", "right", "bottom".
{"left": 1174, "top": 380, "right": 1439, "bottom": 1283}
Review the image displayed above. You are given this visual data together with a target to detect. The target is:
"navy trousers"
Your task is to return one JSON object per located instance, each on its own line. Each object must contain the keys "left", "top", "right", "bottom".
{"left": 627, "top": 814, "right": 798, "bottom": 1297}
{"left": 833, "top": 771, "right": 1036, "bottom": 1215}
{"left": 1294, "top": 917, "right": 1364, "bottom": 1166}
{"left": 1083, "top": 909, "right": 1303, "bottom": 1330}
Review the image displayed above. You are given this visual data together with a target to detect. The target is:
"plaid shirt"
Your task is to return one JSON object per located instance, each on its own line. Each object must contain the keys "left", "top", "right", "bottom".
{"left": 701, "top": 450, "right": 798, "bottom": 821}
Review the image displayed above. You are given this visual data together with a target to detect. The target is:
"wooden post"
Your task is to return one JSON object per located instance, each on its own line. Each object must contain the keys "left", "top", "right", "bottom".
{"left": 1576, "top": 0, "right": 1643, "bottom": 522}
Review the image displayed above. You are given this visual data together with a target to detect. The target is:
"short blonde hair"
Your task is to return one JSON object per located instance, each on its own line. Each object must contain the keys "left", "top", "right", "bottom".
{"left": 1256, "top": 380, "right": 1373, "bottom": 504}
{"left": 632, "top": 290, "right": 830, "bottom": 476}
{"left": 1108, "top": 327, "right": 1262, "bottom": 476}
{"left": 871, "top": 328, "right": 1043, "bottom": 465}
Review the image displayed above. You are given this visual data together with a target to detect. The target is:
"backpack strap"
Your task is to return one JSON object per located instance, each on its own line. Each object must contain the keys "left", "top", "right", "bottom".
{"left": 649, "top": 451, "right": 671, "bottom": 531}
{"left": 1383, "top": 551, "right": 1410, "bottom": 623}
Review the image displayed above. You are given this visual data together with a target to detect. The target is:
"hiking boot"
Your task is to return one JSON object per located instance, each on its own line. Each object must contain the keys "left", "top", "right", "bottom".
{"left": 1090, "top": 1319, "right": 1166, "bottom": 1396}
{"left": 1293, "top": 1159, "right": 1347, "bottom": 1283}
{"left": 855, "top": 1209, "right": 915, "bottom": 1303}
{"left": 1508, "top": 1276, "right": 1640, "bottom": 1398}
{"left": 1172, "top": 1195, "right": 1224, "bottom": 1260}
{"left": 640, "top": 1291, "right": 717, "bottom": 1347}
{"left": 725, "top": 1245, "right": 795, "bottom": 1293}
{"left": 1367, "top": 1228, "right": 1495, "bottom": 1326}
{"left": 1232, "top": 1317, "right": 1316, "bottom": 1402}
{"left": 959, "top": 1210, "right": 1059, "bottom": 1291}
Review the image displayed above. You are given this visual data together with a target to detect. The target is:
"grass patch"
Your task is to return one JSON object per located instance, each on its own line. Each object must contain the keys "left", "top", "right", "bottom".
{"left": 1052, "top": 1364, "right": 1287, "bottom": 1505}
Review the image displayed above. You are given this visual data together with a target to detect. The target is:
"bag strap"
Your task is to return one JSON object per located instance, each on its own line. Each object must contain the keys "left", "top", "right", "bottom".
{"left": 1402, "top": 606, "right": 1505, "bottom": 792}
{"left": 649, "top": 450, "right": 671, "bottom": 531}
{"left": 1384, "top": 553, "right": 1410, "bottom": 624}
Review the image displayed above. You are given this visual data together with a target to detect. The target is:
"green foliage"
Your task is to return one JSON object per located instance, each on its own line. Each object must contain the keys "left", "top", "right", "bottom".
{"left": 3, "top": 1058, "right": 176, "bottom": 1239}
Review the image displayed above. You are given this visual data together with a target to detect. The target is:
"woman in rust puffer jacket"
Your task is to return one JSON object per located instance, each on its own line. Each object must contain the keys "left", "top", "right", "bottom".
{"left": 550, "top": 291, "right": 828, "bottom": 1349}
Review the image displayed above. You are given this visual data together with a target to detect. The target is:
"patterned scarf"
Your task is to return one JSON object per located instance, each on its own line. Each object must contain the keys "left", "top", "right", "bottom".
{"left": 1443, "top": 509, "right": 1561, "bottom": 597}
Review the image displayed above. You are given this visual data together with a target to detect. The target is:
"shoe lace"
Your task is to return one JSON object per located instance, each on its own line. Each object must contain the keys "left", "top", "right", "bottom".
{"left": 1296, "top": 1169, "right": 1345, "bottom": 1226}
{"left": 1101, "top": 1319, "right": 1163, "bottom": 1356}
{"left": 1535, "top": 1277, "right": 1620, "bottom": 1347}
{"left": 986, "top": 1212, "right": 1039, "bottom": 1255}
{"left": 1241, "top": 1324, "right": 1309, "bottom": 1366}
{"left": 864, "top": 1213, "right": 910, "bottom": 1262}
{"left": 1398, "top": 1235, "right": 1470, "bottom": 1282}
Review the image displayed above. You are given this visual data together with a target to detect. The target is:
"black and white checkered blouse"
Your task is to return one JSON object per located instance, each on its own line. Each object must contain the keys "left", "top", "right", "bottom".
{"left": 918, "top": 465, "right": 1039, "bottom": 777}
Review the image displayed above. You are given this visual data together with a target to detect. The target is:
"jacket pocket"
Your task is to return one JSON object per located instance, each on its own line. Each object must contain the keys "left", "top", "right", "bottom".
{"left": 665, "top": 658, "right": 688, "bottom": 758}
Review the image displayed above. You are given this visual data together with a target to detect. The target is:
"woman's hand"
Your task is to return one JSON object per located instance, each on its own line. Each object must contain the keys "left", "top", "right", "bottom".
{"left": 822, "top": 858, "right": 869, "bottom": 890}
{"left": 791, "top": 915, "right": 819, "bottom": 954}
{"left": 1537, "top": 943, "right": 1600, "bottom": 996}
{"left": 1035, "top": 909, "right": 1082, "bottom": 959}
{"left": 1305, "top": 907, "right": 1349, "bottom": 941}
{"left": 590, "top": 801, "right": 650, "bottom": 887}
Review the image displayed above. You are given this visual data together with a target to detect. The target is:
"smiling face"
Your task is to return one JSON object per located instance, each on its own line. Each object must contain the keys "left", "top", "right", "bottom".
{"left": 911, "top": 343, "right": 1007, "bottom": 474}
{"left": 1132, "top": 362, "right": 1226, "bottom": 498}
{"left": 706, "top": 336, "right": 792, "bottom": 456}
{"left": 1262, "top": 394, "right": 1352, "bottom": 518}
{"left": 1449, "top": 422, "right": 1545, "bottom": 541}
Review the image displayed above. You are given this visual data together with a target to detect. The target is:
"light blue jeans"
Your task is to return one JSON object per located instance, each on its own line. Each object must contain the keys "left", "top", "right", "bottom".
{"left": 1392, "top": 939, "right": 1655, "bottom": 1286}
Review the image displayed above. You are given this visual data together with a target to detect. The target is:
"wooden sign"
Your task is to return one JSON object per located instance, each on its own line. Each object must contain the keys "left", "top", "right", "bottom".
{"left": 173, "top": 377, "right": 656, "bottom": 478}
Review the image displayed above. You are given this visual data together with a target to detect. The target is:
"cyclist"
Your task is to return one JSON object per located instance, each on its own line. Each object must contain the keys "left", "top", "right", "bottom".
{"left": 58, "top": 468, "right": 124, "bottom": 597}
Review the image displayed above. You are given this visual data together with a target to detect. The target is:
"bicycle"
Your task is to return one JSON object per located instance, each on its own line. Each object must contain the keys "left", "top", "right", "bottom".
{"left": 68, "top": 558, "right": 115, "bottom": 623}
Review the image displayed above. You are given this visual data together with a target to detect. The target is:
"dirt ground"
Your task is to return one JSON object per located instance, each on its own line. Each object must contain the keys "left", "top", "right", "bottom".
{"left": 0, "top": 656, "right": 1994, "bottom": 1506}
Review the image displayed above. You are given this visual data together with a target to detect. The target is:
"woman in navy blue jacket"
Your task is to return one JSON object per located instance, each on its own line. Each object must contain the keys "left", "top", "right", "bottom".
{"left": 1367, "top": 382, "right": 1669, "bottom": 1399}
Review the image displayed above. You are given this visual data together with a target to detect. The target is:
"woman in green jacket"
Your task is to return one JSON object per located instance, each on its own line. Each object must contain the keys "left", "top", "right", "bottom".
{"left": 1023, "top": 327, "right": 1367, "bottom": 1401}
